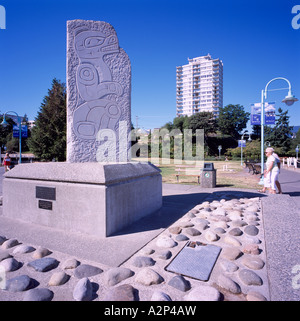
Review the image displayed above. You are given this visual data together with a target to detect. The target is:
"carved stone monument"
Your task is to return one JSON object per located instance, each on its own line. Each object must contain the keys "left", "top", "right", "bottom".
{"left": 2, "top": 20, "right": 162, "bottom": 238}
{"left": 66, "top": 20, "right": 131, "bottom": 163}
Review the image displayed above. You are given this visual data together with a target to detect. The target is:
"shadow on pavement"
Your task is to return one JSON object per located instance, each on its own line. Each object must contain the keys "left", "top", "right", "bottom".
{"left": 112, "top": 189, "right": 267, "bottom": 237}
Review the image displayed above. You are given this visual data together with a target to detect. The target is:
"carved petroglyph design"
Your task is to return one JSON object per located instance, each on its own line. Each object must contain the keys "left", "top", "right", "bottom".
{"left": 67, "top": 20, "right": 131, "bottom": 163}
{"left": 73, "top": 29, "right": 123, "bottom": 140}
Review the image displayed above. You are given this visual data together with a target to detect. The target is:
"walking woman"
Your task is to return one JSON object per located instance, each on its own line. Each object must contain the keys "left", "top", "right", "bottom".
{"left": 2, "top": 153, "right": 11, "bottom": 172}
{"left": 260, "top": 147, "right": 280, "bottom": 194}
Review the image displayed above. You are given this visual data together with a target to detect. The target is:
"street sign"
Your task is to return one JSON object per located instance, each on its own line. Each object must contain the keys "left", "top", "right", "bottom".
{"left": 13, "top": 125, "right": 28, "bottom": 138}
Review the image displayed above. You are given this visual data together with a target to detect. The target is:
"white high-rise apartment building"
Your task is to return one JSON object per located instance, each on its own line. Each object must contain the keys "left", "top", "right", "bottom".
{"left": 176, "top": 54, "right": 223, "bottom": 117}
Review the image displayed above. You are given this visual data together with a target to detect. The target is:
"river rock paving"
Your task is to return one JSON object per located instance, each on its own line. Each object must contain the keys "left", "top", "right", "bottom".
{"left": 0, "top": 191, "right": 270, "bottom": 301}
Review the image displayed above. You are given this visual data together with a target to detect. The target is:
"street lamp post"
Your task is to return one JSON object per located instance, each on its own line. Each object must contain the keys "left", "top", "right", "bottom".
{"left": 1, "top": 111, "right": 22, "bottom": 164}
{"left": 259, "top": 77, "right": 298, "bottom": 184}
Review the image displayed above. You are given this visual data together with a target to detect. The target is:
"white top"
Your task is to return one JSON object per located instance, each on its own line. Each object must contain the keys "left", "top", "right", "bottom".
{"left": 266, "top": 154, "right": 279, "bottom": 172}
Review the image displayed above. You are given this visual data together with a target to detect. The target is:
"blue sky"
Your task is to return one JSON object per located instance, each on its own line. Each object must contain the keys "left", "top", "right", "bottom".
{"left": 0, "top": 0, "right": 299, "bottom": 131}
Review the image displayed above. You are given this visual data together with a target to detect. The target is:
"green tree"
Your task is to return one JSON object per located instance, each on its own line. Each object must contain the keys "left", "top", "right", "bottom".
{"left": 28, "top": 79, "right": 66, "bottom": 161}
{"left": 188, "top": 111, "right": 217, "bottom": 136}
{"left": 173, "top": 116, "right": 188, "bottom": 132}
{"left": 218, "top": 104, "right": 250, "bottom": 139}
{"left": 4, "top": 114, "right": 31, "bottom": 153}
{"left": 265, "top": 107, "right": 293, "bottom": 154}
{"left": 0, "top": 116, "right": 14, "bottom": 152}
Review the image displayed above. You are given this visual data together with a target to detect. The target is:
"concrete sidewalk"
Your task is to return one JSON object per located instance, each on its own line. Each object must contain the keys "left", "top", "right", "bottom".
{"left": 260, "top": 168, "right": 300, "bottom": 301}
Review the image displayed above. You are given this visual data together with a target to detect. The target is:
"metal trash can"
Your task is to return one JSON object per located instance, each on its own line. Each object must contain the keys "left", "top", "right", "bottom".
{"left": 201, "top": 163, "right": 216, "bottom": 188}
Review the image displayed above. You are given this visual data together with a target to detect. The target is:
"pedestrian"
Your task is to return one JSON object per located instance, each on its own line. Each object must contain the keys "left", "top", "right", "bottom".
{"left": 273, "top": 152, "right": 282, "bottom": 194}
{"left": 258, "top": 147, "right": 281, "bottom": 194}
{"left": 2, "top": 153, "right": 11, "bottom": 172}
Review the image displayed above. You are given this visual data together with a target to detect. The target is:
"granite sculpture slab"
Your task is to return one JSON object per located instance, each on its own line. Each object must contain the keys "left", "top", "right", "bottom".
{"left": 67, "top": 20, "right": 131, "bottom": 163}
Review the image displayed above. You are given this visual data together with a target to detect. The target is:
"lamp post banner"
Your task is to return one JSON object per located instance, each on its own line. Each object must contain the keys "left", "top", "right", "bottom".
{"left": 250, "top": 102, "right": 276, "bottom": 125}
{"left": 238, "top": 140, "right": 246, "bottom": 148}
{"left": 13, "top": 125, "right": 28, "bottom": 138}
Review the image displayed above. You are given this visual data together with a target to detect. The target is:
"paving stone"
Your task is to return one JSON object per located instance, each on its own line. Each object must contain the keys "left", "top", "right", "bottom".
{"left": 232, "top": 220, "right": 247, "bottom": 227}
{"left": 23, "top": 288, "right": 54, "bottom": 301}
{"left": 156, "top": 250, "right": 172, "bottom": 260}
{"left": 132, "top": 256, "right": 155, "bottom": 268}
{"left": 74, "top": 264, "right": 103, "bottom": 279}
{"left": 186, "top": 212, "right": 196, "bottom": 218}
{"left": 244, "top": 225, "right": 259, "bottom": 236}
{"left": 220, "top": 259, "right": 239, "bottom": 273}
{"left": 103, "top": 284, "right": 139, "bottom": 301}
{"left": 246, "top": 291, "right": 268, "bottom": 301}
{"left": 242, "top": 256, "right": 265, "bottom": 270}
{"left": 212, "top": 208, "right": 226, "bottom": 216}
{"left": 168, "top": 275, "right": 191, "bottom": 292}
{"left": 245, "top": 214, "right": 259, "bottom": 222}
{"left": 179, "top": 221, "right": 194, "bottom": 228}
{"left": 249, "top": 221, "right": 259, "bottom": 226}
{"left": 61, "top": 258, "right": 80, "bottom": 270}
{"left": 168, "top": 226, "right": 182, "bottom": 234}
{"left": 135, "top": 268, "right": 164, "bottom": 286}
{"left": 1, "top": 239, "right": 19, "bottom": 250}
{"left": 32, "top": 247, "right": 52, "bottom": 259}
{"left": 214, "top": 227, "right": 226, "bottom": 234}
{"left": 242, "top": 244, "right": 260, "bottom": 255}
{"left": 204, "top": 230, "right": 219, "bottom": 242}
{"left": 28, "top": 257, "right": 59, "bottom": 272}
{"left": 151, "top": 291, "right": 172, "bottom": 301}
{"left": 0, "top": 258, "right": 21, "bottom": 272}
{"left": 214, "top": 221, "right": 229, "bottom": 229}
{"left": 73, "top": 277, "right": 93, "bottom": 301}
{"left": 246, "top": 205, "right": 259, "bottom": 212}
{"left": 217, "top": 275, "right": 241, "bottom": 294}
{"left": 12, "top": 244, "right": 35, "bottom": 255}
{"left": 229, "top": 228, "right": 243, "bottom": 236}
{"left": 0, "top": 250, "right": 12, "bottom": 262}
{"left": 5, "top": 275, "right": 35, "bottom": 292}
{"left": 192, "top": 218, "right": 209, "bottom": 230}
{"left": 224, "top": 235, "right": 242, "bottom": 247}
{"left": 185, "top": 227, "right": 201, "bottom": 236}
{"left": 175, "top": 234, "right": 189, "bottom": 242}
{"left": 0, "top": 236, "right": 6, "bottom": 245}
{"left": 238, "top": 269, "right": 263, "bottom": 286}
{"left": 209, "top": 215, "right": 231, "bottom": 222}
{"left": 103, "top": 267, "right": 134, "bottom": 286}
{"left": 48, "top": 271, "right": 70, "bottom": 286}
{"left": 156, "top": 236, "right": 177, "bottom": 248}
{"left": 227, "top": 211, "right": 243, "bottom": 220}
{"left": 222, "top": 247, "right": 243, "bottom": 261}
{"left": 184, "top": 286, "right": 221, "bottom": 301}
{"left": 140, "top": 248, "right": 155, "bottom": 255}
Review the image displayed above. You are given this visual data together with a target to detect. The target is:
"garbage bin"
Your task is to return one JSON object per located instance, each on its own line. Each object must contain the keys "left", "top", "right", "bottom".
{"left": 201, "top": 163, "right": 216, "bottom": 188}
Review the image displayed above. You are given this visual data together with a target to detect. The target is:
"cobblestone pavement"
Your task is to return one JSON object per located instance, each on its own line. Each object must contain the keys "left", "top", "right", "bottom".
{"left": 0, "top": 190, "right": 269, "bottom": 301}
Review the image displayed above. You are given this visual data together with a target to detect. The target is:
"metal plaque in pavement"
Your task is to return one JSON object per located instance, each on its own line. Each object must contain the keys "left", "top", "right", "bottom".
{"left": 165, "top": 241, "right": 222, "bottom": 281}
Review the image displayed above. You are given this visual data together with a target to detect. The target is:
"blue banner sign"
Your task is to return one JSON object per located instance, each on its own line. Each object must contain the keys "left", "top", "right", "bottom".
{"left": 238, "top": 140, "right": 246, "bottom": 148}
{"left": 250, "top": 102, "right": 276, "bottom": 125}
{"left": 13, "top": 125, "right": 28, "bottom": 138}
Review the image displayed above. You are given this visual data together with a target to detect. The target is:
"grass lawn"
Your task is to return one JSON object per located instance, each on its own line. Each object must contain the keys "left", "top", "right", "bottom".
{"left": 132, "top": 157, "right": 261, "bottom": 190}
